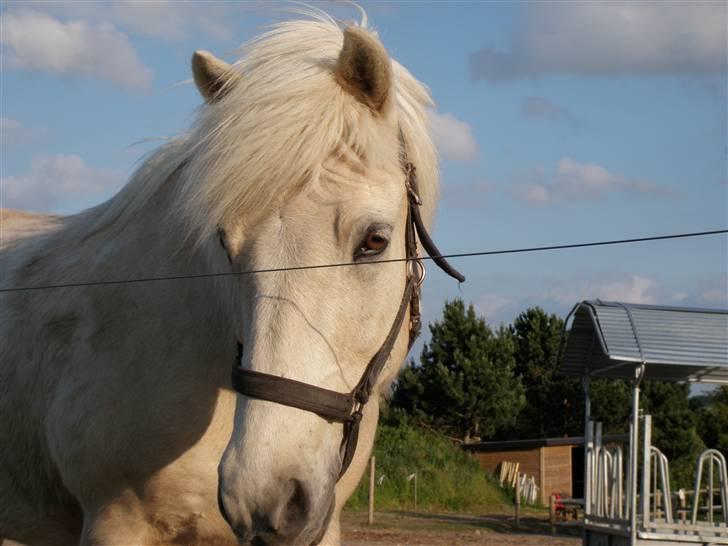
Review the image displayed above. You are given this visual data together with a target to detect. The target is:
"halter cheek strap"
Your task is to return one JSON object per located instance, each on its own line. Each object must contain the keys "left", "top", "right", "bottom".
{"left": 230, "top": 139, "right": 464, "bottom": 480}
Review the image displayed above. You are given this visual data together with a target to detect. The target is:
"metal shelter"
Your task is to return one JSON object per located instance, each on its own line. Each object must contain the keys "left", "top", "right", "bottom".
{"left": 560, "top": 300, "right": 728, "bottom": 546}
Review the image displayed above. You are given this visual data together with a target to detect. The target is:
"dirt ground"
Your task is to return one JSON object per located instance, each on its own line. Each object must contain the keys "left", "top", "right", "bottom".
{"left": 341, "top": 510, "right": 582, "bottom": 546}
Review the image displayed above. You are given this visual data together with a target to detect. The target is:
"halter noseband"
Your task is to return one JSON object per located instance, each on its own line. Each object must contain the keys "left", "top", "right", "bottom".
{"left": 230, "top": 136, "right": 465, "bottom": 479}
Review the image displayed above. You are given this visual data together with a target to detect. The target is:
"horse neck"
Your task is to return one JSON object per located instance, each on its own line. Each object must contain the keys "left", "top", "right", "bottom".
{"left": 71, "top": 166, "right": 236, "bottom": 345}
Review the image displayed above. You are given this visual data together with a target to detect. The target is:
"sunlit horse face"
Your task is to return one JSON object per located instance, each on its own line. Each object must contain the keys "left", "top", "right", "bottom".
{"left": 190, "top": 26, "right": 420, "bottom": 544}
{"left": 218, "top": 161, "right": 409, "bottom": 544}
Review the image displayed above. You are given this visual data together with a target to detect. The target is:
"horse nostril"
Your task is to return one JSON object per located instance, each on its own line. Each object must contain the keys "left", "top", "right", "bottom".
{"left": 286, "top": 479, "right": 310, "bottom": 525}
{"left": 268, "top": 479, "right": 310, "bottom": 535}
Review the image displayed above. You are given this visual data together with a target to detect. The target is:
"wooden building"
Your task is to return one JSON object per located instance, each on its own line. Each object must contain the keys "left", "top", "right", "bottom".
{"left": 462, "top": 437, "right": 584, "bottom": 505}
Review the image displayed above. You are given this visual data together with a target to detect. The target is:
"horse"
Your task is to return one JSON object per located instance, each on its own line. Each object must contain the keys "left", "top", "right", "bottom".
{"left": 0, "top": 11, "right": 446, "bottom": 546}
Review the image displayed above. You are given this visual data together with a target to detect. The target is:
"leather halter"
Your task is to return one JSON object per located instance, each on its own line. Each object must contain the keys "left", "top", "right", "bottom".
{"left": 230, "top": 137, "right": 465, "bottom": 479}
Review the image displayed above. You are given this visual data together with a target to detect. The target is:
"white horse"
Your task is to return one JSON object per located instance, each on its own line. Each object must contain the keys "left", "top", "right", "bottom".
{"left": 0, "top": 12, "right": 441, "bottom": 546}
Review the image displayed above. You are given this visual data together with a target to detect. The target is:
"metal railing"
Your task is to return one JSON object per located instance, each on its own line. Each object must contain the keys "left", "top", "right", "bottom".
{"left": 691, "top": 449, "right": 728, "bottom": 525}
{"left": 649, "top": 445, "right": 672, "bottom": 523}
{"left": 584, "top": 416, "right": 728, "bottom": 544}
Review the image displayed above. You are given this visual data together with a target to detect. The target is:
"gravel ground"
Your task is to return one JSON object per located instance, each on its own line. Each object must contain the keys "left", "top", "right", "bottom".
{"left": 341, "top": 510, "right": 582, "bottom": 546}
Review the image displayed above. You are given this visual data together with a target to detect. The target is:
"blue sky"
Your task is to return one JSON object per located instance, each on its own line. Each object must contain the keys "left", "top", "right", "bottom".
{"left": 2, "top": 1, "right": 726, "bottom": 338}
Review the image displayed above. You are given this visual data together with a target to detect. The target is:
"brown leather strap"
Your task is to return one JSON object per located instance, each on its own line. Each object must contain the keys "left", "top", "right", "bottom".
{"left": 231, "top": 278, "right": 414, "bottom": 425}
{"left": 229, "top": 134, "right": 465, "bottom": 481}
{"left": 231, "top": 368, "right": 355, "bottom": 423}
{"left": 338, "top": 276, "right": 416, "bottom": 476}
{"left": 405, "top": 161, "right": 465, "bottom": 284}
{"left": 349, "top": 246, "right": 417, "bottom": 407}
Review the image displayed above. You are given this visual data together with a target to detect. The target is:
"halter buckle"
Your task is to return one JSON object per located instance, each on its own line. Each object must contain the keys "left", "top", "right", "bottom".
{"left": 346, "top": 407, "right": 364, "bottom": 426}
{"left": 409, "top": 315, "right": 422, "bottom": 336}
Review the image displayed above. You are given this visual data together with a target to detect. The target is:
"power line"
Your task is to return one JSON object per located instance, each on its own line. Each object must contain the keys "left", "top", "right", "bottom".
{"left": 1, "top": 228, "right": 726, "bottom": 294}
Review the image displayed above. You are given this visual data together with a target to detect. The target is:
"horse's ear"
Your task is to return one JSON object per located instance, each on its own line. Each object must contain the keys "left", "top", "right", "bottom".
{"left": 191, "top": 50, "right": 240, "bottom": 103}
{"left": 335, "top": 27, "right": 392, "bottom": 113}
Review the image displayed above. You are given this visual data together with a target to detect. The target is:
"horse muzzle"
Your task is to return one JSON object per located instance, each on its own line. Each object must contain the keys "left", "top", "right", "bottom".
{"left": 218, "top": 478, "right": 334, "bottom": 546}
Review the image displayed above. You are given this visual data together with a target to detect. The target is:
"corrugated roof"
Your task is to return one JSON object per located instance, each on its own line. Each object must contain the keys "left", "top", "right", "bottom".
{"left": 559, "top": 300, "right": 728, "bottom": 384}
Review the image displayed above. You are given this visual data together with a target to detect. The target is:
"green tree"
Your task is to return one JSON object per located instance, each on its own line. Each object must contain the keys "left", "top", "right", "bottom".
{"left": 507, "top": 307, "right": 583, "bottom": 438}
{"left": 590, "top": 379, "right": 631, "bottom": 434}
{"left": 390, "top": 299, "right": 524, "bottom": 442}
{"left": 643, "top": 382, "right": 705, "bottom": 488}
{"left": 695, "top": 386, "right": 728, "bottom": 455}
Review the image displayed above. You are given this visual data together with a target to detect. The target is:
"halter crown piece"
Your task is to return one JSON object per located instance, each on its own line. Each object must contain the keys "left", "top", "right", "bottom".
{"left": 230, "top": 134, "right": 465, "bottom": 479}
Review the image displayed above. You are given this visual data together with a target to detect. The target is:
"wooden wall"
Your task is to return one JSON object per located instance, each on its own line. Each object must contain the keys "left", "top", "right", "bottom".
{"left": 473, "top": 448, "right": 541, "bottom": 483}
{"left": 471, "top": 445, "right": 573, "bottom": 504}
{"left": 541, "top": 445, "right": 572, "bottom": 503}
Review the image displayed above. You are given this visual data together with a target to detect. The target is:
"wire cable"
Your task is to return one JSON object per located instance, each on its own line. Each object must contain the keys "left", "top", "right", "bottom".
{"left": 1, "top": 228, "right": 726, "bottom": 293}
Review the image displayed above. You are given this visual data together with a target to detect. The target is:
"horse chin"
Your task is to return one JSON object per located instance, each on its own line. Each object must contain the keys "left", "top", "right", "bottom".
{"left": 227, "top": 502, "right": 335, "bottom": 545}
{"left": 240, "top": 500, "right": 334, "bottom": 546}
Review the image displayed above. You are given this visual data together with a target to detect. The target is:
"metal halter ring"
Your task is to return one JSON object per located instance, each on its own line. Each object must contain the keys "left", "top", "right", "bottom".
{"left": 408, "top": 257, "right": 426, "bottom": 287}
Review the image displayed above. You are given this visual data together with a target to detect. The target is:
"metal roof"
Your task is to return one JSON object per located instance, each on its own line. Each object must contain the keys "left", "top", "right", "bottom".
{"left": 559, "top": 300, "right": 728, "bottom": 384}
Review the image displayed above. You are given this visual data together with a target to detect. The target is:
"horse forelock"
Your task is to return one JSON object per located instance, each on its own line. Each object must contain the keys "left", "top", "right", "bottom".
{"left": 83, "top": 12, "right": 438, "bottom": 252}
{"left": 172, "top": 14, "right": 439, "bottom": 244}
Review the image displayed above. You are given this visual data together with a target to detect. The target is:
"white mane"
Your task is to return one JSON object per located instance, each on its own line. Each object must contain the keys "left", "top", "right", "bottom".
{"left": 92, "top": 12, "right": 439, "bottom": 245}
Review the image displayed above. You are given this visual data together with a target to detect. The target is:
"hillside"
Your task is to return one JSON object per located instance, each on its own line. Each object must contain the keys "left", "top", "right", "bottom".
{"left": 346, "top": 425, "right": 511, "bottom": 513}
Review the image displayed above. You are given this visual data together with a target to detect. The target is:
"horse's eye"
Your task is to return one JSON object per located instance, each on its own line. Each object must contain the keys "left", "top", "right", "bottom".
{"left": 355, "top": 229, "right": 389, "bottom": 259}
{"left": 366, "top": 233, "right": 388, "bottom": 251}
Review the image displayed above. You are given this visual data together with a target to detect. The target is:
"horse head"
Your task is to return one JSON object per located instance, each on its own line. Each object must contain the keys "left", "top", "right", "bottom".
{"left": 179, "top": 19, "right": 440, "bottom": 545}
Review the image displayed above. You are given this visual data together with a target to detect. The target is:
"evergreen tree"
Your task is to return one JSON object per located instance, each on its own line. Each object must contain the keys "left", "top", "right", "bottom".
{"left": 695, "top": 386, "right": 728, "bottom": 455}
{"left": 590, "top": 379, "right": 631, "bottom": 434}
{"left": 390, "top": 299, "right": 524, "bottom": 442}
{"left": 642, "top": 382, "right": 705, "bottom": 487}
{"left": 507, "top": 307, "right": 582, "bottom": 438}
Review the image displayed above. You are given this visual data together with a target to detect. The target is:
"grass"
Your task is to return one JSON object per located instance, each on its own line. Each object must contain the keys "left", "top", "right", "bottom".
{"left": 346, "top": 424, "right": 512, "bottom": 513}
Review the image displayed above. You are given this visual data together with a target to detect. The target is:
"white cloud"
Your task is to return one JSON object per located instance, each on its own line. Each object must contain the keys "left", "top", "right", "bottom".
{"left": 702, "top": 288, "right": 727, "bottom": 305}
{"left": 26, "top": 1, "right": 239, "bottom": 42}
{"left": 672, "top": 292, "right": 689, "bottom": 302}
{"left": 0, "top": 117, "right": 48, "bottom": 146}
{"left": 556, "top": 158, "right": 640, "bottom": 196}
{"left": 670, "top": 276, "right": 728, "bottom": 308}
{"left": 1, "top": 10, "right": 153, "bottom": 90}
{"left": 513, "top": 158, "right": 671, "bottom": 204}
{"left": 557, "top": 158, "right": 672, "bottom": 197}
{"left": 471, "top": 2, "right": 726, "bottom": 82}
{"left": 520, "top": 184, "right": 552, "bottom": 205}
{"left": 114, "top": 1, "right": 235, "bottom": 41}
{"left": 476, "top": 292, "right": 511, "bottom": 321}
{"left": 550, "top": 275, "right": 658, "bottom": 306}
{"left": 1, "top": 154, "right": 123, "bottom": 212}
{"left": 429, "top": 111, "right": 479, "bottom": 162}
